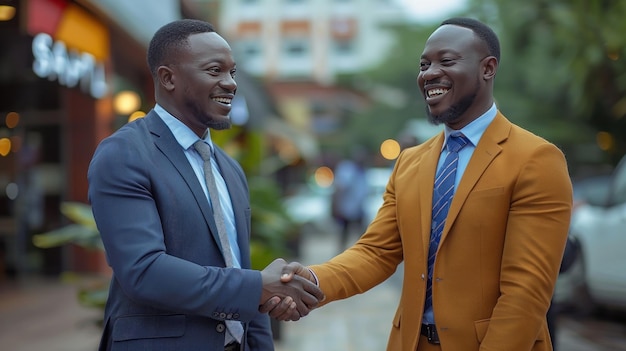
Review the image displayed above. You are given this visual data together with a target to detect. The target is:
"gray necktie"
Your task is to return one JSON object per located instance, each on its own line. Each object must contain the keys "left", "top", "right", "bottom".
{"left": 193, "top": 140, "right": 244, "bottom": 344}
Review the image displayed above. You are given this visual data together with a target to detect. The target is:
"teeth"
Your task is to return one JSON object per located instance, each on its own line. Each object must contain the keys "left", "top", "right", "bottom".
{"left": 427, "top": 88, "right": 449, "bottom": 98}
{"left": 212, "top": 97, "right": 232, "bottom": 104}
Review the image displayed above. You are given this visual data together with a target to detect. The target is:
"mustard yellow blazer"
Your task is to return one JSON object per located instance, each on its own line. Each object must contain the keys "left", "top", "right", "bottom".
{"left": 310, "top": 112, "right": 572, "bottom": 351}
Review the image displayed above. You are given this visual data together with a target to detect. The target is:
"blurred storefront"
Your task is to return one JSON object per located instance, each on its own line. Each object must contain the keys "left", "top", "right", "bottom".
{"left": 0, "top": 0, "right": 180, "bottom": 281}
{"left": 0, "top": 0, "right": 316, "bottom": 283}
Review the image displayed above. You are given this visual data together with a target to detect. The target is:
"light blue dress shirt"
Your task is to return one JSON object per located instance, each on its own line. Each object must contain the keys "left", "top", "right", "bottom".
{"left": 154, "top": 104, "right": 242, "bottom": 268}
{"left": 423, "top": 103, "right": 497, "bottom": 325}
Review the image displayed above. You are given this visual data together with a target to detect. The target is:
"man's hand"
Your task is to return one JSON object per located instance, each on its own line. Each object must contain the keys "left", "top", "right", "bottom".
{"left": 259, "top": 261, "right": 319, "bottom": 321}
{"left": 279, "top": 261, "right": 315, "bottom": 284}
{"left": 259, "top": 259, "right": 324, "bottom": 321}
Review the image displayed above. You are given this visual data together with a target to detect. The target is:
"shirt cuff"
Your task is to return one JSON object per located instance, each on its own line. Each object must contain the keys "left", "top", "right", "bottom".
{"left": 308, "top": 267, "right": 320, "bottom": 286}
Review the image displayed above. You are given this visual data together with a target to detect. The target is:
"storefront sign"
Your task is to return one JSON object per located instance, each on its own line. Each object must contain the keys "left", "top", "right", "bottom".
{"left": 32, "top": 33, "right": 107, "bottom": 99}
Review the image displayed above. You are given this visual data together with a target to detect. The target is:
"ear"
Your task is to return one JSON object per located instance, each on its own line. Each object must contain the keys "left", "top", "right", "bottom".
{"left": 482, "top": 56, "right": 498, "bottom": 81}
{"left": 157, "top": 65, "right": 175, "bottom": 91}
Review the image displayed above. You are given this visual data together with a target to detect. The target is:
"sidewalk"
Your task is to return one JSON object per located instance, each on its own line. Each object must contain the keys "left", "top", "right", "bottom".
{"left": 0, "top": 229, "right": 398, "bottom": 351}
{"left": 0, "top": 276, "right": 102, "bottom": 351}
{"left": 0, "top": 229, "right": 600, "bottom": 350}
{"left": 274, "top": 230, "right": 401, "bottom": 351}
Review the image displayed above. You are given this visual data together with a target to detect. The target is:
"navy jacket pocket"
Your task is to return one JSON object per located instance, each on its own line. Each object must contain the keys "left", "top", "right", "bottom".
{"left": 112, "top": 314, "right": 186, "bottom": 341}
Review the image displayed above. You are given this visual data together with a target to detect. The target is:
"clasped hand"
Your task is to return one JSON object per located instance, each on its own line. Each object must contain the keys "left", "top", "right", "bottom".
{"left": 259, "top": 258, "right": 321, "bottom": 321}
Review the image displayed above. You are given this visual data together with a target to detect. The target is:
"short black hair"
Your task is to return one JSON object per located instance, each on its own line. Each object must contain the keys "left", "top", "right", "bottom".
{"left": 147, "top": 19, "right": 216, "bottom": 78}
{"left": 441, "top": 17, "right": 500, "bottom": 62}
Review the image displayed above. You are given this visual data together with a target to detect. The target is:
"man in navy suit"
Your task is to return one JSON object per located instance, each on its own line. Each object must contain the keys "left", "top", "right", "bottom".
{"left": 88, "top": 19, "right": 323, "bottom": 351}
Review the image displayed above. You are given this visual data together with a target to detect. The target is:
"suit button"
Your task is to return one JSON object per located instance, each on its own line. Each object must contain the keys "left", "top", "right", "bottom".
{"left": 216, "top": 323, "right": 226, "bottom": 333}
{"left": 233, "top": 313, "right": 240, "bottom": 319}
{"left": 226, "top": 313, "right": 233, "bottom": 320}
{"left": 219, "top": 312, "right": 227, "bottom": 319}
{"left": 212, "top": 312, "right": 219, "bottom": 318}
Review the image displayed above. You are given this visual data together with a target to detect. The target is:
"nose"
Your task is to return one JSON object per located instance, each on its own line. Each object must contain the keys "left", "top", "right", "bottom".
{"left": 419, "top": 64, "right": 443, "bottom": 83}
{"left": 220, "top": 74, "right": 237, "bottom": 92}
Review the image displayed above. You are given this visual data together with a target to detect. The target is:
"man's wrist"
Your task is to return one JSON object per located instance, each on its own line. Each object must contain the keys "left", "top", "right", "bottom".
{"left": 308, "top": 268, "right": 319, "bottom": 286}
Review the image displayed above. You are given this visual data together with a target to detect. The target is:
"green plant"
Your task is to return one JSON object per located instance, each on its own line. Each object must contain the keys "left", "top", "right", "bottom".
{"left": 32, "top": 202, "right": 108, "bottom": 309}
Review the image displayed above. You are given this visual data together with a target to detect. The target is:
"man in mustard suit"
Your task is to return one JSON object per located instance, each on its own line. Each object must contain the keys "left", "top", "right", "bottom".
{"left": 269, "top": 18, "right": 572, "bottom": 350}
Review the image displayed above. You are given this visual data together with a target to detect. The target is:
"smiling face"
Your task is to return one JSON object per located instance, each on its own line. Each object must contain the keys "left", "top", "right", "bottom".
{"left": 158, "top": 32, "right": 237, "bottom": 137}
{"left": 417, "top": 24, "right": 496, "bottom": 130}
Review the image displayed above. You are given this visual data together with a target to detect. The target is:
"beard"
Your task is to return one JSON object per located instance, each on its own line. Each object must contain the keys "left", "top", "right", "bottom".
{"left": 206, "top": 117, "right": 231, "bottom": 130}
{"left": 185, "top": 97, "right": 232, "bottom": 131}
{"left": 426, "top": 79, "right": 480, "bottom": 126}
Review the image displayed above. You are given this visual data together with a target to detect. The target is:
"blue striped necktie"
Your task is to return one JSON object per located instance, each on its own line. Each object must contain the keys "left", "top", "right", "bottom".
{"left": 424, "top": 134, "right": 469, "bottom": 313}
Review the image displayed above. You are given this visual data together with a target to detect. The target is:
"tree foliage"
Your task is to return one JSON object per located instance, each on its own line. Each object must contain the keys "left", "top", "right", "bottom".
{"left": 466, "top": 0, "right": 626, "bottom": 167}
{"left": 332, "top": 23, "right": 438, "bottom": 155}
{"left": 336, "top": 0, "right": 626, "bottom": 172}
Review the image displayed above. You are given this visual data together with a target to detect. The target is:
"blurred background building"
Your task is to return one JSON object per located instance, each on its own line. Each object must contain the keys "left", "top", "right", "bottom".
{"left": 0, "top": 0, "right": 178, "bottom": 280}
{"left": 0, "top": 0, "right": 319, "bottom": 282}
{"left": 0, "top": 0, "right": 427, "bottom": 282}
{"left": 2, "top": 0, "right": 624, "bottom": 294}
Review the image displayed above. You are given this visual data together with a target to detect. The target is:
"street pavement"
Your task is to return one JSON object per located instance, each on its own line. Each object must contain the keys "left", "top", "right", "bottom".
{"left": 275, "top": 230, "right": 626, "bottom": 351}
{"left": 0, "top": 276, "right": 102, "bottom": 351}
{"left": 1, "top": 228, "right": 625, "bottom": 350}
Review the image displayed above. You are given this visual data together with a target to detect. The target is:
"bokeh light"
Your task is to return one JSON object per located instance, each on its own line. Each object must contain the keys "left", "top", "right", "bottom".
{"left": 314, "top": 166, "right": 334, "bottom": 188}
{"left": 380, "top": 139, "right": 401, "bottom": 160}
{"left": 0, "top": 5, "right": 16, "bottom": 21}
{"left": 0, "top": 137, "right": 11, "bottom": 156}
{"left": 5, "top": 183, "right": 18, "bottom": 200}
{"left": 114, "top": 91, "right": 141, "bottom": 115}
{"left": 128, "top": 110, "right": 146, "bottom": 122}
{"left": 5, "top": 111, "right": 19, "bottom": 128}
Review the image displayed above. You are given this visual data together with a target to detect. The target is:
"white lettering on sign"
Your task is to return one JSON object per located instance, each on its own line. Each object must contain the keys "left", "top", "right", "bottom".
{"left": 32, "top": 33, "right": 108, "bottom": 99}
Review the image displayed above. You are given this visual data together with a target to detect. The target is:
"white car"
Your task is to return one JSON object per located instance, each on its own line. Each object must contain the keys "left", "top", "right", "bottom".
{"left": 283, "top": 183, "right": 333, "bottom": 232}
{"left": 554, "top": 155, "right": 626, "bottom": 314}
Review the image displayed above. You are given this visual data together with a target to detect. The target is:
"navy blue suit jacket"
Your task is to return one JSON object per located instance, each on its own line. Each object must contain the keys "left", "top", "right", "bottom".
{"left": 88, "top": 110, "right": 273, "bottom": 350}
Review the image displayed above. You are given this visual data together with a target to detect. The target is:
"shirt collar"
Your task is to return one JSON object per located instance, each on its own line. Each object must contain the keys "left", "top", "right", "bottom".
{"left": 154, "top": 104, "right": 214, "bottom": 150}
{"left": 442, "top": 102, "right": 497, "bottom": 150}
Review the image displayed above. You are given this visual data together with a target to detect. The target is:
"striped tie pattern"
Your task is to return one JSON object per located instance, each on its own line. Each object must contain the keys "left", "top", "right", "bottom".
{"left": 424, "top": 134, "right": 469, "bottom": 313}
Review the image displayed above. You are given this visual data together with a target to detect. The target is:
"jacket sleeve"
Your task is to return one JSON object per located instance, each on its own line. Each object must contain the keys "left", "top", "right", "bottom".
{"left": 481, "top": 142, "right": 572, "bottom": 350}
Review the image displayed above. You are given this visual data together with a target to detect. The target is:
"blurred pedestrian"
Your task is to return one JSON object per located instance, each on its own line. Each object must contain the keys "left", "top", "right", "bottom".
{"left": 331, "top": 147, "right": 369, "bottom": 251}
{"left": 270, "top": 17, "right": 572, "bottom": 351}
{"left": 88, "top": 19, "right": 323, "bottom": 351}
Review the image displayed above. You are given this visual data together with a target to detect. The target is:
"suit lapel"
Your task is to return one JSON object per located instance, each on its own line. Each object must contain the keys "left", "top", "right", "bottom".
{"left": 419, "top": 133, "right": 446, "bottom": 258}
{"left": 440, "top": 113, "right": 510, "bottom": 243}
{"left": 145, "top": 112, "right": 224, "bottom": 252}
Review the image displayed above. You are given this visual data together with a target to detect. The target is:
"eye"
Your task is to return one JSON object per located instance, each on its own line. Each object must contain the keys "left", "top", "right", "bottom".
{"left": 440, "top": 58, "right": 455, "bottom": 66}
{"left": 207, "top": 66, "right": 221, "bottom": 75}
{"left": 419, "top": 61, "right": 430, "bottom": 71}
{"left": 230, "top": 68, "right": 237, "bottom": 78}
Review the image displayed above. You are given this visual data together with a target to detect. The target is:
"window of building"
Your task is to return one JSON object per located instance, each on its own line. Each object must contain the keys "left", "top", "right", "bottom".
{"left": 282, "top": 38, "right": 309, "bottom": 57}
{"left": 240, "top": 41, "right": 261, "bottom": 58}
{"left": 333, "top": 39, "right": 354, "bottom": 56}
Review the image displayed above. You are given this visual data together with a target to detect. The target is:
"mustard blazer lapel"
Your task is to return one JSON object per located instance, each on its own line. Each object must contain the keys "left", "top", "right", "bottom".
{"left": 440, "top": 112, "right": 510, "bottom": 245}
{"left": 416, "top": 133, "right": 445, "bottom": 257}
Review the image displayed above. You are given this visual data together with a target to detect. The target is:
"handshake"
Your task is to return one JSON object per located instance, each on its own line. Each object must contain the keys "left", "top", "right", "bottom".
{"left": 258, "top": 258, "right": 323, "bottom": 321}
